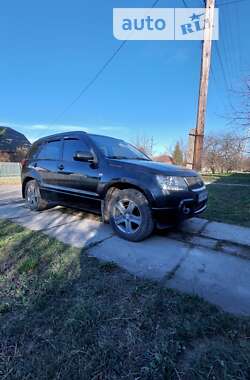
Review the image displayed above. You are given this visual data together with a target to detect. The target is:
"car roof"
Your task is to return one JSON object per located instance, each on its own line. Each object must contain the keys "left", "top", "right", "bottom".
{"left": 34, "top": 131, "right": 123, "bottom": 145}
{"left": 88, "top": 133, "right": 121, "bottom": 140}
{"left": 34, "top": 131, "right": 87, "bottom": 144}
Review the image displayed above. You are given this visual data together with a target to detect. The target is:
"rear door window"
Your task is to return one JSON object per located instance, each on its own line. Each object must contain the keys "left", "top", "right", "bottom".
{"left": 37, "top": 140, "right": 62, "bottom": 160}
{"left": 63, "top": 139, "right": 89, "bottom": 162}
{"left": 28, "top": 143, "right": 40, "bottom": 160}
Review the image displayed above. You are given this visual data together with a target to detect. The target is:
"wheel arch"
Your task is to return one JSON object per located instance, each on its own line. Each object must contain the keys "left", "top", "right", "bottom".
{"left": 103, "top": 181, "right": 154, "bottom": 205}
{"left": 102, "top": 181, "right": 155, "bottom": 223}
{"left": 22, "top": 176, "right": 34, "bottom": 198}
{"left": 106, "top": 182, "right": 155, "bottom": 241}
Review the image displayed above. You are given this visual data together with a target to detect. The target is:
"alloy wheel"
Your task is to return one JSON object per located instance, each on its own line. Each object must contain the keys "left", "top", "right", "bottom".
{"left": 26, "top": 182, "right": 38, "bottom": 208}
{"left": 113, "top": 199, "right": 142, "bottom": 234}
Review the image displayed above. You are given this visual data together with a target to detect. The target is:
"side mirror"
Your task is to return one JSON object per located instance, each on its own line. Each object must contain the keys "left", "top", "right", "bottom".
{"left": 74, "top": 151, "right": 94, "bottom": 162}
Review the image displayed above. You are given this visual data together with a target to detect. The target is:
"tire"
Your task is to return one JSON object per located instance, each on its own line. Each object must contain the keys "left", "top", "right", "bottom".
{"left": 103, "top": 187, "right": 120, "bottom": 223}
{"left": 25, "top": 180, "right": 49, "bottom": 211}
{"left": 108, "top": 188, "right": 154, "bottom": 242}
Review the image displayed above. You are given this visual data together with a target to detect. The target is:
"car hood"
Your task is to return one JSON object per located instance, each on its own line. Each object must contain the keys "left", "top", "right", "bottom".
{"left": 108, "top": 159, "right": 198, "bottom": 177}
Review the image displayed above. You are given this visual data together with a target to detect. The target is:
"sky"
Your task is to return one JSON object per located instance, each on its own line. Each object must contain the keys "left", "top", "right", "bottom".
{"left": 0, "top": 0, "right": 249, "bottom": 153}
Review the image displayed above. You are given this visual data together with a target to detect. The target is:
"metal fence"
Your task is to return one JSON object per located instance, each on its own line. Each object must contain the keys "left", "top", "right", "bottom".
{"left": 0, "top": 162, "right": 21, "bottom": 177}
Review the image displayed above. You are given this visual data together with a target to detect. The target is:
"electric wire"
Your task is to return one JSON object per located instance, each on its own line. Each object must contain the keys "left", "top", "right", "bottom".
{"left": 52, "top": 0, "right": 162, "bottom": 123}
{"left": 218, "top": 0, "right": 249, "bottom": 6}
{"left": 51, "top": 0, "right": 248, "bottom": 123}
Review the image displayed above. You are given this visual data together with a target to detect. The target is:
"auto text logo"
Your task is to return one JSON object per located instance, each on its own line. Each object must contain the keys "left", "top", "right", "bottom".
{"left": 113, "top": 8, "right": 219, "bottom": 41}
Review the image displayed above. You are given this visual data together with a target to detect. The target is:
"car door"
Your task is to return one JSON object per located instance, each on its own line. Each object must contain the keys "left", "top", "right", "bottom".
{"left": 58, "top": 137, "right": 100, "bottom": 198}
{"left": 35, "top": 139, "right": 63, "bottom": 189}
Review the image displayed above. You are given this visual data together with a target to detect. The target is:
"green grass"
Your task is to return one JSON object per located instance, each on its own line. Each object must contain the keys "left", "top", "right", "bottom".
{"left": 1, "top": 220, "right": 250, "bottom": 379}
{"left": 202, "top": 172, "right": 250, "bottom": 185}
{"left": 203, "top": 184, "right": 250, "bottom": 227}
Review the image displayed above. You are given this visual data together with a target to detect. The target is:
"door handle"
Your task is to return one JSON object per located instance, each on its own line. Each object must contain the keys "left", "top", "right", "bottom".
{"left": 58, "top": 164, "right": 64, "bottom": 170}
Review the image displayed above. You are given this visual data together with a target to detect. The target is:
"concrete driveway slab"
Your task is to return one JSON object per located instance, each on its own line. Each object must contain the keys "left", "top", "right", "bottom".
{"left": 0, "top": 192, "right": 112, "bottom": 248}
{"left": 167, "top": 246, "right": 250, "bottom": 315}
{"left": 45, "top": 219, "right": 113, "bottom": 248}
{"left": 179, "top": 217, "right": 208, "bottom": 234}
{"left": 1, "top": 183, "right": 250, "bottom": 315}
{"left": 0, "top": 202, "right": 31, "bottom": 219}
{"left": 202, "top": 221, "right": 250, "bottom": 247}
{"left": 0, "top": 203, "right": 85, "bottom": 227}
{"left": 186, "top": 235, "right": 218, "bottom": 250}
{"left": 13, "top": 209, "right": 84, "bottom": 231}
{"left": 88, "top": 236, "right": 190, "bottom": 280}
{"left": 167, "top": 231, "right": 218, "bottom": 250}
{"left": 0, "top": 185, "right": 22, "bottom": 204}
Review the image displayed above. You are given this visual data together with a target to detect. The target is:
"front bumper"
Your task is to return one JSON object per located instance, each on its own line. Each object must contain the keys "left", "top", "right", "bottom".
{"left": 152, "top": 189, "right": 208, "bottom": 228}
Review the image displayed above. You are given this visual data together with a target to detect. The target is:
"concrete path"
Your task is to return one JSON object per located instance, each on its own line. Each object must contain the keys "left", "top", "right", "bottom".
{"left": 1, "top": 184, "right": 250, "bottom": 316}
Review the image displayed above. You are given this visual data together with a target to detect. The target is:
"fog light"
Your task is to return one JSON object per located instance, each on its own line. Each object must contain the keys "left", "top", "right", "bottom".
{"left": 182, "top": 205, "right": 191, "bottom": 215}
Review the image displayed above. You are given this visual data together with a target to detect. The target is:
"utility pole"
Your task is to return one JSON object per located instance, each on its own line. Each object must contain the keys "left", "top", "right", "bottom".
{"left": 192, "top": 0, "right": 215, "bottom": 171}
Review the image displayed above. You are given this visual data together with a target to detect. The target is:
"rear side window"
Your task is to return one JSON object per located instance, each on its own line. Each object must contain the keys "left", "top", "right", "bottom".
{"left": 37, "top": 140, "right": 62, "bottom": 160}
{"left": 28, "top": 143, "right": 40, "bottom": 160}
{"left": 63, "top": 139, "right": 89, "bottom": 162}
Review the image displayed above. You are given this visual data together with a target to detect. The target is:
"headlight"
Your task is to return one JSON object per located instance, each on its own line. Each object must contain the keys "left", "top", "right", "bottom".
{"left": 156, "top": 175, "right": 188, "bottom": 193}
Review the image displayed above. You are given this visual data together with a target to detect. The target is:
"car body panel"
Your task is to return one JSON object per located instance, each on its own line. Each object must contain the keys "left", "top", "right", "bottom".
{"left": 21, "top": 131, "right": 208, "bottom": 227}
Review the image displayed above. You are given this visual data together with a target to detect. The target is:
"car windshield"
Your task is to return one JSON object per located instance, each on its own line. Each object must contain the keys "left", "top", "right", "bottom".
{"left": 89, "top": 134, "right": 151, "bottom": 160}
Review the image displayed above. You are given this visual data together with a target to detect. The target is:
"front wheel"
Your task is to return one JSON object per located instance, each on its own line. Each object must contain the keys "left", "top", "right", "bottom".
{"left": 109, "top": 189, "right": 154, "bottom": 242}
{"left": 25, "top": 180, "right": 49, "bottom": 211}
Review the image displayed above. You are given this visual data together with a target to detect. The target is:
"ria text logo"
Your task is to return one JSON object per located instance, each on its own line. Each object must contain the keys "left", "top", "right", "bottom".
{"left": 113, "top": 8, "right": 219, "bottom": 41}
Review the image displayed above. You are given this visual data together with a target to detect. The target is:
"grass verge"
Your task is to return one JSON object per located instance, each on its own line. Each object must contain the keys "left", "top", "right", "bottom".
{"left": 202, "top": 173, "right": 250, "bottom": 185}
{"left": 203, "top": 184, "right": 250, "bottom": 227}
{"left": 0, "top": 219, "right": 250, "bottom": 379}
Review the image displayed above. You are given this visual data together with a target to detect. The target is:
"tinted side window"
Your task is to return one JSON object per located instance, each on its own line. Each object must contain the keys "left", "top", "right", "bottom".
{"left": 37, "top": 140, "right": 62, "bottom": 160}
{"left": 28, "top": 143, "right": 40, "bottom": 159}
{"left": 63, "top": 139, "right": 89, "bottom": 162}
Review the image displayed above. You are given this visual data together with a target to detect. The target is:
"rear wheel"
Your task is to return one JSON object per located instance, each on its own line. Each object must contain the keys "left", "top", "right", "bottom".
{"left": 109, "top": 189, "right": 154, "bottom": 242}
{"left": 25, "top": 180, "right": 49, "bottom": 211}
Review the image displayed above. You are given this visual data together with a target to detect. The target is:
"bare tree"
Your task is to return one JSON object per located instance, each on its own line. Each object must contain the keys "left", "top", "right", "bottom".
{"left": 220, "top": 133, "right": 245, "bottom": 173}
{"left": 203, "top": 132, "right": 245, "bottom": 173}
{"left": 230, "top": 76, "right": 250, "bottom": 130}
{"left": 179, "top": 138, "right": 188, "bottom": 165}
{"left": 203, "top": 135, "right": 221, "bottom": 174}
{"left": 241, "top": 156, "right": 250, "bottom": 172}
{"left": 134, "top": 135, "right": 155, "bottom": 157}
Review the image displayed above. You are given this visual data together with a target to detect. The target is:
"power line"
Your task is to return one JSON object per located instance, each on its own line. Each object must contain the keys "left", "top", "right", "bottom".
{"left": 218, "top": 0, "right": 249, "bottom": 6}
{"left": 52, "top": 0, "right": 248, "bottom": 123}
{"left": 234, "top": 1, "right": 244, "bottom": 70}
{"left": 200, "top": 0, "right": 230, "bottom": 105}
{"left": 214, "top": 42, "right": 230, "bottom": 89}
{"left": 227, "top": 1, "right": 241, "bottom": 80}
{"left": 208, "top": 6, "right": 233, "bottom": 112}
{"left": 214, "top": 0, "right": 246, "bottom": 112}
{"left": 52, "top": 41, "right": 127, "bottom": 123}
{"left": 221, "top": 6, "right": 236, "bottom": 83}
{"left": 52, "top": 0, "right": 162, "bottom": 123}
{"left": 202, "top": 0, "right": 233, "bottom": 97}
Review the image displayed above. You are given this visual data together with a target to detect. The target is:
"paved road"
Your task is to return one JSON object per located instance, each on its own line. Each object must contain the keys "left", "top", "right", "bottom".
{"left": 1, "top": 184, "right": 250, "bottom": 315}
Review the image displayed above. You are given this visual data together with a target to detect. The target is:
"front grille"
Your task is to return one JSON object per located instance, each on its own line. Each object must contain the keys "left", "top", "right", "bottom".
{"left": 185, "top": 176, "right": 204, "bottom": 189}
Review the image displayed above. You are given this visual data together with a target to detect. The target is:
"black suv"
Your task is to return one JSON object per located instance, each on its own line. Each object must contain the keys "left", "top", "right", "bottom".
{"left": 21, "top": 131, "right": 208, "bottom": 241}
